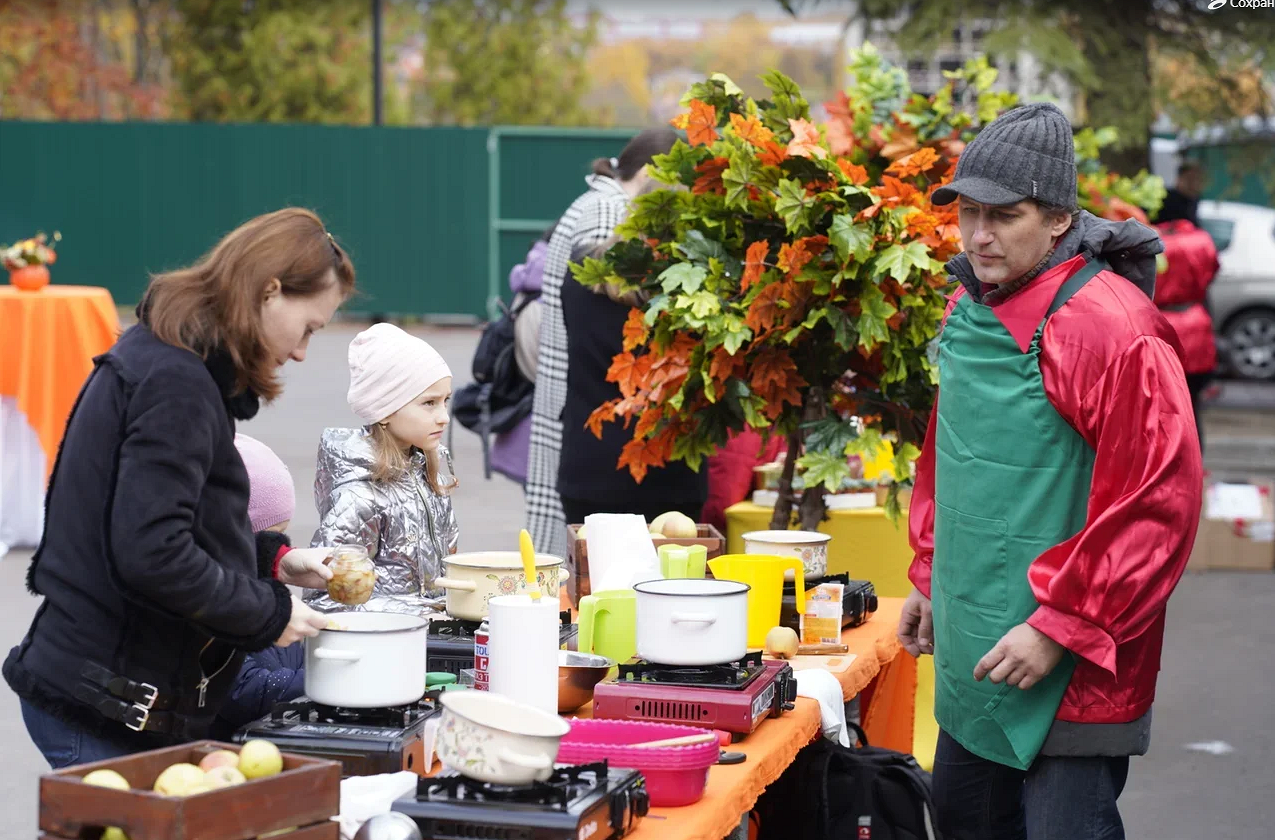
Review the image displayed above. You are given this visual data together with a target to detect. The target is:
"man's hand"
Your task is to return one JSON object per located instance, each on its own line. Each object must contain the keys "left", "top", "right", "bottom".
{"left": 277, "top": 547, "right": 335, "bottom": 590}
{"left": 974, "top": 623, "right": 1066, "bottom": 690}
{"left": 898, "top": 587, "right": 934, "bottom": 657}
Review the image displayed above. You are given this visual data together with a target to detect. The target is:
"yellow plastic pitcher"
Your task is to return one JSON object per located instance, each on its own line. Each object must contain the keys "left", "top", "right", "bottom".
{"left": 707, "top": 554, "right": 805, "bottom": 648}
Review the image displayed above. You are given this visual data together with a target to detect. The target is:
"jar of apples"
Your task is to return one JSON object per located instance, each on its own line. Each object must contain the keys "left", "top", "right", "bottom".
{"left": 326, "top": 546, "right": 376, "bottom": 605}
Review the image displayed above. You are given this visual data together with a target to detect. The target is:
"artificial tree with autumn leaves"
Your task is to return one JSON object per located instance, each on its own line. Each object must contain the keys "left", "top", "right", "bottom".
{"left": 573, "top": 47, "right": 1164, "bottom": 532}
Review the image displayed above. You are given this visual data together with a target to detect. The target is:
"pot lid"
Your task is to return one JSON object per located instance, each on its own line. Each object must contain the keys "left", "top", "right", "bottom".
{"left": 741, "top": 529, "right": 832, "bottom": 545}
{"left": 445, "top": 551, "right": 565, "bottom": 570}
{"left": 634, "top": 578, "right": 750, "bottom": 597}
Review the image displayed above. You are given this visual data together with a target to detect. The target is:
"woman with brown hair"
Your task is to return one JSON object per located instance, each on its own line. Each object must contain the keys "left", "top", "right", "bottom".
{"left": 4, "top": 208, "right": 355, "bottom": 765}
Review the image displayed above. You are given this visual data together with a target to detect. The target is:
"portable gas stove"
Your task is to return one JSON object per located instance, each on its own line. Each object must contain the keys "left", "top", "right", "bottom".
{"left": 426, "top": 609, "right": 578, "bottom": 676}
{"left": 779, "top": 574, "right": 879, "bottom": 633}
{"left": 591, "top": 651, "right": 796, "bottom": 735}
{"left": 392, "top": 760, "right": 648, "bottom": 840}
{"left": 234, "top": 696, "right": 439, "bottom": 777}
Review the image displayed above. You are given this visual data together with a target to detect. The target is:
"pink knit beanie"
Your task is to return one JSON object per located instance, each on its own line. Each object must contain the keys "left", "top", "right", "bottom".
{"left": 346, "top": 323, "right": 453, "bottom": 425}
{"left": 234, "top": 434, "right": 296, "bottom": 532}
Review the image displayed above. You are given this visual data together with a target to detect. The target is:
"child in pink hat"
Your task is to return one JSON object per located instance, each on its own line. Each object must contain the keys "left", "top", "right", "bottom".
{"left": 308, "top": 324, "right": 460, "bottom": 616}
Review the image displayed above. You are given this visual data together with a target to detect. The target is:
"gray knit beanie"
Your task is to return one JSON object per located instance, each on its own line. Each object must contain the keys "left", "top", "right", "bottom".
{"left": 932, "top": 103, "right": 1077, "bottom": 209}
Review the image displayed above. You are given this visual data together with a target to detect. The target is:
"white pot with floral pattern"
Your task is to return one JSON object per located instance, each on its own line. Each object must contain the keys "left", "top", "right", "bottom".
{"left": 435, "top": 690, "right": 570, "bottom": 785}
{"left": 742, "top": 530, "right": 831, "bottom": 579}
{"left": 435, "top": 551, "right": 571, "bottom": 621}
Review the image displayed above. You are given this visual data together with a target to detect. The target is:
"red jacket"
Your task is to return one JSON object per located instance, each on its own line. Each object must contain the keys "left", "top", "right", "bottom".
{"left": 702, "top": 430, "right": 785, "bottom": 533}
{"left": 909, "top": 256, "right": 1203, "bottom": 725}
{"left": 1155, "top": 220, "right": 1220, "bottom": 375}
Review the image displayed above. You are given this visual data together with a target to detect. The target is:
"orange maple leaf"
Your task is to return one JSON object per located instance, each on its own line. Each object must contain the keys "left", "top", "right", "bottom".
{"left": 606, "top": 352, "right": 653, "bottom": 399}
{"left": 744, "top": 279, "right": 794, "bottom": 335}
{"left": 622, "top": 307, "right": 649, "bottom": 351}
{"left": 837, "top": 159, "right": 869, "bottom": 186}
{"left": 585, "top": 399, "right": 619, "bottom": 439}
{"left": 692, "top": 156, "right": 729, "bottom": 196}
{"left": 758, "top": 140, "right": 789, "bottom": 167}
{"left": 742, "top": 240, "right": 770, "bottom": 291}
{"left": 880, "top": 123, "right": 920, "bottom": 160}
{"left": 634, "top": 407, "right": 663, "bottom": 439}
{"left": 786, "top": 118, "right": 827, "bottom": 159}
{"left": 905, "top": 210, "right": 939, "bottom": 239}
{"left": 872, "top": 176, "right": 923, "bottom": 207}
{"left": 885, "top": 147, "right": 940, "bottom": 179}
{"left": 777, "top": 235, "right": 828, "bottom": 276}
{"left": 749, "top": 348, "right": 807, "bottom": 420}
{"left": 729, "top": 112, "right": 775, "bottom": 148}
{"left": 709, "top": 346, "right": 745, "bottom": 386}
{"left": 684, "top": 99, "right": 719, "bottom": 147}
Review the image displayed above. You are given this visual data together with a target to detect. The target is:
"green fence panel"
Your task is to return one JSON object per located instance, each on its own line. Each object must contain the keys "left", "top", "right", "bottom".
{"left": 0, "top": 121, "right": 492, "bottom": 317}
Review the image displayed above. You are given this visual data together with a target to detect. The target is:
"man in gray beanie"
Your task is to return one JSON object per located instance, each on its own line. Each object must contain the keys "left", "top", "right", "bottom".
{"left": 897, "top": 103, "right": 1203, "bottom": 839}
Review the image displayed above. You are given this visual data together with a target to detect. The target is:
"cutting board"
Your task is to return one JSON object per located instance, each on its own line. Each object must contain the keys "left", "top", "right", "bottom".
{"left": 762, "top": 652, "right": 857, "bottom": 675}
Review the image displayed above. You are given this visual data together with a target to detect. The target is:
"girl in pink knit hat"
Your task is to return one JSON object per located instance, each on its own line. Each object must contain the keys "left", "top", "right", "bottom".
{"left": 308, "top": 324, "right": 460, "bottom": 616}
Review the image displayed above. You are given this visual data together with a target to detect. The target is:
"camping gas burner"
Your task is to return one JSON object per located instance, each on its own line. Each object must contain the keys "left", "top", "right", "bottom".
{"left": 616, "top": 650, "right": 766, "bottom": 690}
{"left": 268, "top": 698, "right": 434, "bottom": 729}
{"left": 421, "top": 761, "right": 611, "bottom": 809}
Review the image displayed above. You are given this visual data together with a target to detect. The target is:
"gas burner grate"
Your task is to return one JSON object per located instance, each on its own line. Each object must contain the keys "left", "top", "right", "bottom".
{"left": 428, "top": 610, "right": 573, "bottom": 640}
{"left": 269, "top": 698, "right": 434, "bottom": 728}
{"left": 616, "top": 650, "right": 765, "bottom": 689}
{"left": 418, "top": 762, "right": 611, "bottom": 809}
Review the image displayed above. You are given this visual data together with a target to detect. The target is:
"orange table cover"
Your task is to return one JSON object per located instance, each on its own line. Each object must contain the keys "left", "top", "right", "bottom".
{"left": 0, "top": 285, "right": 119, "bottom": 479}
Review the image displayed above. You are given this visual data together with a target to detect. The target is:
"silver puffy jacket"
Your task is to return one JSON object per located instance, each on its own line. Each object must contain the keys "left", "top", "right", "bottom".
{"left": 307, "top": 427, "right": 459, "bottom": 615}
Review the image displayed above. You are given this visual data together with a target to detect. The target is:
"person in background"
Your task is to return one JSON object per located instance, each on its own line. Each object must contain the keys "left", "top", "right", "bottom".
{"left": 309, "top": 324, "right": 459, "bottom": 615}
{"left": 489, "top": 223, "right": 556, "bottom": 485}
{"left": 524, "top": 128, "right": 681, "bottom": 557}
{"left": 211, "top": 434, "right": 305, "bottom": 740}
{"left": 4, "top": 209, "right": 349, "bottom": 766}
{"left": 1155, "top": 161, "right": 1204, "bottom": 226}
{"left": 1154, "top": 218, "right": 1220, "bottom": 447}
{"left": 557, "top": 225, "right": 708, "bottom": 526}
{"left": 701, "top": 431, "right": 787, "bottom": 535}
{"left": 898, "top": 103, "right": 1202, "bottom": 839}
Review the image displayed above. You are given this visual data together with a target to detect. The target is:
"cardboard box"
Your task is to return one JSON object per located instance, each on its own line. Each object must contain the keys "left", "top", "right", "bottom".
{"left": 1187, "top": 480, "right": 1275, "bottom": 572}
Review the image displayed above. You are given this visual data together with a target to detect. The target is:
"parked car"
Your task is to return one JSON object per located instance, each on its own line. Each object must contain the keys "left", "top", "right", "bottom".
{"left": 1197, "top": 201, "right": 1275, "bottom": 381}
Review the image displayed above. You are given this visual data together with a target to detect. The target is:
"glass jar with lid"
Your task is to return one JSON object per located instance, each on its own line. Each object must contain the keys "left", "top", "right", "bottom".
{"left": 326, "top": 546, "right": 376, "bottom": 605}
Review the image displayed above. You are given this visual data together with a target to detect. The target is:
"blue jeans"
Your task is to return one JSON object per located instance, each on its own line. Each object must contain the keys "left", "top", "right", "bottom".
{"left": 20, "top": 699, "right": 137, "bottom": 769}
{"left": 932, "top": 730, "right": 1129, "bottom": 840}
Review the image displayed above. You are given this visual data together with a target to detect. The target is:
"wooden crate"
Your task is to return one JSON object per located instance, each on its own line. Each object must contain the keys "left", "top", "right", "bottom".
{"left": 38, "top": 740, "right": 339, "bottom": 840}
{"left": 565, "top": 523, "right": 726, "bottom": 605}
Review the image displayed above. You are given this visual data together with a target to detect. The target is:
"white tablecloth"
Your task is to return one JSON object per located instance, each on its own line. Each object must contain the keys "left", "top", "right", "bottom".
{"left": 0, "top": 396, "right": 46, "bottom": 555}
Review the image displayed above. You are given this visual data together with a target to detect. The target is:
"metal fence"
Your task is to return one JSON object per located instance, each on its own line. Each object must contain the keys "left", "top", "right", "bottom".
{"left": 0, "top": 121, "right": 644, "bottom": 319}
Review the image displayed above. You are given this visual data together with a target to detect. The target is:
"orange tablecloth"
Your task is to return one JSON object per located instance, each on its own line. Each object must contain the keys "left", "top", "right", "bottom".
{"left": 0, "top": 285, "right": 119, "bottom": 478}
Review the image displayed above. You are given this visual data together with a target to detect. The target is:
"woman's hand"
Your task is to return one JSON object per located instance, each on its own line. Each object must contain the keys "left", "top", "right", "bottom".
{"left": 277, "top": 547, "right": 336, "bottom": 589}
{"left": 275, "top": 596, "right": 330, "bottom": 646}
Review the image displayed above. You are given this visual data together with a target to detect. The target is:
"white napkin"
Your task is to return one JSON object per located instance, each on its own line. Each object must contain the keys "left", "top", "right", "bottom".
{"left": 794, "top": 669, "right": 850, "bottom": 747}
{"left": 336, "top": 771, "right": 420, "bottom": 840}
{"left": 583, "top": 513, "right": 660, "bottom": 591}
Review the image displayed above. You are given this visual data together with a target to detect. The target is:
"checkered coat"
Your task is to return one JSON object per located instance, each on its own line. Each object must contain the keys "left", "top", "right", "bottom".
{"left": 525, "top": 174, "right": 632, "bottom": 557}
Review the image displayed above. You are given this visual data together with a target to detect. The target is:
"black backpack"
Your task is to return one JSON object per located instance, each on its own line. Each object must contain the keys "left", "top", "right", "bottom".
{"left": 453, "top": 294, "right": 537, "bottom": 478}
{"left": 754, "top": 723, "right": 939, "bottom": 840}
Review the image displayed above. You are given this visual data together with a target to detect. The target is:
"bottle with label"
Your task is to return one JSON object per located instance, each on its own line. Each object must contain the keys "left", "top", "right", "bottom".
{"left": 473, "top": 619, "right": 490, "bottom": 691}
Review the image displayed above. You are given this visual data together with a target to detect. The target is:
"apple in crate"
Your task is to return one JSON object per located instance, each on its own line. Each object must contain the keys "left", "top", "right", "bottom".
{"left": 238, "top": 739, "right": 284, "bottom": 779}
{"left": 102, "top": 829, "right": 129, "bottom": 840}
{"left": 649, "top": 511, "right": 698, "bottom": 538}
{"left": 198, "top": 749, "right": 240, "bottom": 772}
{"left": 205, "top": 765, "right": 247, "bottom": 788}
{"left": 153, "top": 763, "right": 206, "bottom": 796}
{"left": 82, "top": 769, "right": 130, "bottom": 790}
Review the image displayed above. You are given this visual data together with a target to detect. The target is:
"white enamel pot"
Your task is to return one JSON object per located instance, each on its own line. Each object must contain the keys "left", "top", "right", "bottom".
{"left": 633, "top": 578, "right": 751, "bottom": 666}
{"left": 742, "top": 529, "right": 831, "bottom": 579}
{"left": 305, "top": 611, "right": 428, "bottom": 708}
{"left": 435, "top": 690, "right": 570, "bottom": 785}
{"left": 434, "top": 551, "right": 569, "bottom": 621}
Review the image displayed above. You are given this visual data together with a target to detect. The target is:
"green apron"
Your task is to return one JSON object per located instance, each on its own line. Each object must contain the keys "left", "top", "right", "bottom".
{"left": 932, "top": 259, "right": 1105, "bottom": 770}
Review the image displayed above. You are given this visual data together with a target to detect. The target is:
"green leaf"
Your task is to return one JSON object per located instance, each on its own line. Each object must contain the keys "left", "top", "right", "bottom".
{"left": 830, "top": 214, "right": 875, "bottom": 263}
{"left": 723, "top": 153, "right": 757, "bottom": 210}
{"left": 775, "top": 178, "right": 814, "bottom": 234}
{"left": 802, "top": 415, "right": 857, "bottom": 456}
{"left": 891, "top": 441, "right": 922, "bottom": 483}
{"left": 723, "top": 323, "right": 752, "bottom": 355}
{"left": 759, "top": 68, "right": 809, "bottom": 122}
{"left": 827, "top": 308, "right": 856, "bottom": 350}
{"left": 856, "top": 285, "right": 897, "bottom": 350}
{"left": 644, "top": 293, "right": 670, "bottom": 326}
{"left": 659, "top": 263, "right": 707, "bottom": 295}
{"left": 685, "top": 290, "right": 721, "bottom": 319}
{"left": 710, "top": 72, "right": 743, "bottom": 98}
{"left": 874, "top": 241, "right": 934, "bottom": 284}
{"left": 796, "top": 450, "right": 852, "bottom": 493}
{"left": 569, "top": 255, "right": 616, "bottom": 287}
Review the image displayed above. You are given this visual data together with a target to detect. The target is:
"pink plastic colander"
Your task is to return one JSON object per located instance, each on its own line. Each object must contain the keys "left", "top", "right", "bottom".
{"left": 557, "top": 719, "right": 721, "bottom": 807}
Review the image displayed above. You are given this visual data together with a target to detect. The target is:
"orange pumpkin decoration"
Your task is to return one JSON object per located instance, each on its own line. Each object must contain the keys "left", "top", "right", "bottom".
{"left": 9, "top": 264, "right": 50, "bottom": 291}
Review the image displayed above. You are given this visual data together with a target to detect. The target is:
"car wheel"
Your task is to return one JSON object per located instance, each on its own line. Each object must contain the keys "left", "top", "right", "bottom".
{"left": 1223, "top": 309, "right": 1275, "bottom": 381}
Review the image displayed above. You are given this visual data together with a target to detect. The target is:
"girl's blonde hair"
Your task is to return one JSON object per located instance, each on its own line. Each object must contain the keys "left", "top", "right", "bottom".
{"left": 368, "top": 424, "right": 458, "bottom": 496}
